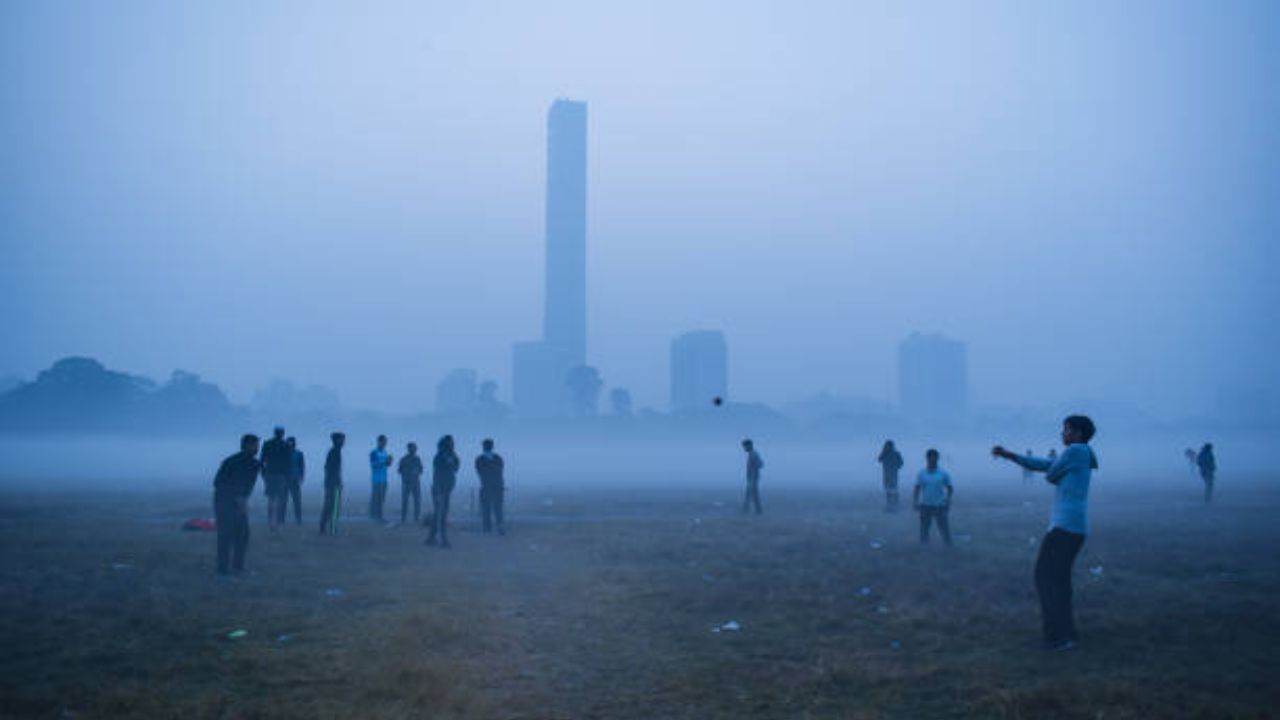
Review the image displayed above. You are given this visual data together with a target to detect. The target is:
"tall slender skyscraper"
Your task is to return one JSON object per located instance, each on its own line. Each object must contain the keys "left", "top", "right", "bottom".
{"left": 543, "top": 99, "right": 588, "bottom": 367}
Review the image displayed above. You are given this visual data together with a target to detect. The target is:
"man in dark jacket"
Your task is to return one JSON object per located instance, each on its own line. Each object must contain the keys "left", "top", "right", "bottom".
{"left": 475, "top": 438, "right": 506, "bottom": 535}
{"left": 425, "top": 435, "right": 460, "bottom": 548}
{"left": 320, "top": 432, "right": 345, "bottom": 535}
{"left": 260, "top": 426, "right": 292, "bottom": 533}
{"left": 285, "top": 436, "right": 305, "bottom": 525}
{"left": 213, "top": 434, "right": 260, "bottom": 575}
{"left": 1197, "top": 443, "right": 1217, "bottom": 504}
{"left": 398, "top": 442, "right": 424, "bottom": 525}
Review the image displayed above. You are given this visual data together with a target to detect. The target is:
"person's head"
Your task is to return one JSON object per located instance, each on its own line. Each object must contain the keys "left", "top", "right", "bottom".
{"left": 882, "top": 440, "right": 895, "bottom": 451}
{"left": 330, "top": 432, "right": 346, "bottom": 448}
{"left": 482, "top": 438, "right": 494, "bottom": 452}
{"left": 286, "top": 436, "right": 296, "bottom": 449}
{"left": 741, "top": 439, "right": 753, "bottom": 452}
{"left": 438, "top": 434, "right": 454, "bottom": 453}
{"left": 376, "top": 434, "right": 387, "bottom": 449}
{"left": 407, "top": 441, "right": 418, "bottom": 454}
{"left": 925, "top": 448, "right": 940, "bottom": 470}
{"left": 1202, "top": 442, "right": 1213, "bottom": 452}
{"left": 1061, "top": 415, "right": 1096, "bottom": 445}
{"left": 273, "top": 426, "right": 285, "bottom": 439}
{"left": 240, "top": 433, "right": 260, "bottom": 454}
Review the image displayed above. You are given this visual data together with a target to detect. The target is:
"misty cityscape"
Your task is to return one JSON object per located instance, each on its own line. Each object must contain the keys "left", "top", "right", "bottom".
{"left": 1, "top": 3, "right": 1277, "bottom": 719}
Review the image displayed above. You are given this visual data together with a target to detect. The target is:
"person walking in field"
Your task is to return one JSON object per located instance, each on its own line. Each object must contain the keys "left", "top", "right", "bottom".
{"left": 368, "top": 435, "right": 393, "bottom": 522}
{"left": 259, "top": 426, "right": 292, "bottom": 534}
{"left": 213, "top": 434, "right": 260, "bottom": 576}
{"left": 475, "top": 438, "right": 506, "bottom": 535}
{"left": 741, "top": 439, "right": 764, "bottom": 515}
{"left": 913, "top": 448, "right": 954, "bottom": 545}
{"left": 398, "top": 442, "right": 424, "bottom": 525}
{"left": 425, "top": 435, "right": 461, "bottom": 548}
{"left": 993, "top": 414, "right": 1099, "bottom": 651}
{"left": 320, "top": 432, "right": 345, "bottom": 535}
{"left": 877, "top": 440, "right": 904, "bottom": 511}
{"left": 284, "top": 436, "right": 305, "bottom": 525}
{"left": 1197, "top": 443, "right": 1217, "bottom": 504}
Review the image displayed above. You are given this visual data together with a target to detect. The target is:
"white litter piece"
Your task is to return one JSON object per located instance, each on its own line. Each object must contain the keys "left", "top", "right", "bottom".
{"left": 712, "top": 501, "right": 726, "bottom": 508}
{"left": 323, "top": 588, "right": 344, "bottom": 598}
{"left": 1028, "top": 536, "right": 1038, "bottom": 546}
{"left": 869, "top": 539, "right": 884, "bottom": 550}
{"left": 275, "top": 634, "right": 292, "bottom": 644}
{"left": 1088, "top": 565, "right": 1104, "bottom": 577}
{"left": 876, "top": 604, "right": 890, "bottom": 614}
{"left": 226, "top": 629, "right": 248, "bottom": 640}
{"left": 109, "top": 562, "right": 133, "bottom": 570}
{"left": 710, "top": 620, "right": 742, "bottom": 633}
{"left": 889, "top": 640, "right": 901, "bottom": 650}
{"left": 956, "top": 534, "right": 972, "bottom": 543}
{"left": 702, "top": 574, "right": 715, "bottom": 582}
{"left": 858, "top": 586, "right": 872, "bottom": 596}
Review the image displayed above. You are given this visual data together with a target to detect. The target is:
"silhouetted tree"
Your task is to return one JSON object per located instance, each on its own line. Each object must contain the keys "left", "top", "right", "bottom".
{"left": 564, "top": 365, "right": 603, "bottom": 417}
{"left": 609, "top": 387, "right": 633, "bottom": 418}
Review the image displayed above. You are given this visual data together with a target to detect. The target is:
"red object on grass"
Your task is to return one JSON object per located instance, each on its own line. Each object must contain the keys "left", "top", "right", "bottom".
{"left": 182, "top": 518, "right": 217, "bottom": 531}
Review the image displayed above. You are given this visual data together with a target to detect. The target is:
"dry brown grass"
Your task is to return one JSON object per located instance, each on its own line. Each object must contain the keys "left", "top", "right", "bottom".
{"left": 1, "top": 479, "right": 1277, "bottom": 719}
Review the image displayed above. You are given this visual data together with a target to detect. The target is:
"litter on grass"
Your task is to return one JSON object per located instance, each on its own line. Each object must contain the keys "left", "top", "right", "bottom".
{"left": 710, "top": 620, "right": 741, "bottom": 633}
{"left": 1088, "top": 565, "right": 1104, "bottom": 578}
{"left": 876, "top": 604, "right": 890, "bottom": 614}
{"left": 226, "top": 629, "right": 248, "bottom": 640}
{"left": 890, "top": 640, "right": 901, "bottom": 650}
{"left": 858, "top": 586, "right": 872, "bottom": 596}
{"left": 323, "top": 588, "right": 344, "bottom": 598}
{"left": 869, "top": 539, "right": 885, "bottom": 550}
{"left": 109, "top": 562, "right": 133, "bottom": 570}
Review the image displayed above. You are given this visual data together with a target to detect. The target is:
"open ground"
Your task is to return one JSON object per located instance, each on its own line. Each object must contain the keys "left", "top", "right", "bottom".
{"left": 1, "top": 472, "right": 1277, "bottom": 719}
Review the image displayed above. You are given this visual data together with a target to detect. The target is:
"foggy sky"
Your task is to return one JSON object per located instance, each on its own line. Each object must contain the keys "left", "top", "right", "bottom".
{"left": 2, "top": 1, "right": 1277, "bottom": 416}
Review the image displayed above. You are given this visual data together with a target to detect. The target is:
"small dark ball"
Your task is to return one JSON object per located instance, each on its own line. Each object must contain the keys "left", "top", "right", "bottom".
{"left": 712, "top": 397, "right": 723, "bottom": 406}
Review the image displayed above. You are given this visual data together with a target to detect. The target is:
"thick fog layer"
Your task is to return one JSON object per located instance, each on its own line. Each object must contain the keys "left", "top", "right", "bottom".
{"left": 2, "top": 1, "right": 1277, "bottom": 421}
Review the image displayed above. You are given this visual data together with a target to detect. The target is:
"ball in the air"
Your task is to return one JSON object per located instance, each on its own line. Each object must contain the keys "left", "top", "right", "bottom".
{"left": 712, "top": 396, "right": 723, "bottom": 406}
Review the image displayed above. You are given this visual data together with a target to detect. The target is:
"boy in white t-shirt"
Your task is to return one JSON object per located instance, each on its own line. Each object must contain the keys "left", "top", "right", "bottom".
{"left": 913, "top": 448, "right": 954, "bottom": 546}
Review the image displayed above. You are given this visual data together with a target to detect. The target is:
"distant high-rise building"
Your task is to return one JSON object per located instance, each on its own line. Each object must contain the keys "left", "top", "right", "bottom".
{"left": 897, "top": 332, "right": 968, "bottom": 421}
{"left": 670, "top": 330, "right": 728, "bottom": 413}
{"left": 513, "top": 99, "right": 589, "bottom": 418}
{"left": 435, "top": 369, "right": 477, "bottom": 415}
{"left": 512, "top": 341, "right": 571, "bottom": 419}
{"left": 543, "top": 99, "right": 588, "bottom": 367}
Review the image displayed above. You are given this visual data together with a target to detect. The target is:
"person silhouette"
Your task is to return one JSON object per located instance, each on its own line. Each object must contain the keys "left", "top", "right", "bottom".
{"left": 398, "top": 442, "right": 423, "bottom": 525}
{"left": 425, "top": 435, "right": 461, "bottom": 548}
{"left": 213, "top": 434, "right": 260, "bottom": 575}
{"left": 475, "top": 439, "right": 506, "bottom": 535}
{"left": 260, "top": 427, "right": 291, "bottom": 534}
{"left": 1197, "top": 443, "right": 1217, "bottom": 504}
{"left": 741, "top": 439, "right": 764, "bottom": 515}
{"left": 368, "top": 435, "right": 393, "bottom": 522}
{"left": 320, "top": 432, "right": 345, "bottom": 535}
{"left": 284, "top": 436, "right": 305, "bottom": 525}
{"left": 877, "top": 440, "right": 904, "bottom": 511}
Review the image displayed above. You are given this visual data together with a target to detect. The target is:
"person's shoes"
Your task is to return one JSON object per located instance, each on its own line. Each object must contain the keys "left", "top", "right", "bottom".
{"left": 1046, "top": 639, "right": 1077, "bottom": 652}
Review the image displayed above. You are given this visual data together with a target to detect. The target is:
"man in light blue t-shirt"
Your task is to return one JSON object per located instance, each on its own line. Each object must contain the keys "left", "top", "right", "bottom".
{"left": 993, "top": 415, "right": 1098, "bottom": 651}
{"left": 913, "top": 448, "right": 954, "bottom": 545}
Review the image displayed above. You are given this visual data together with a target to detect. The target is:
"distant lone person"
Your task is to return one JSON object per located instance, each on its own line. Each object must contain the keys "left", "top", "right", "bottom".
{"left": 741, "top": 439, "right": 764, "bottom": 515}
{"left": 913, "top": 448, "right": 953, "bottom": 545}
{"left": 284, "top": 436, "right": 305, "bottom": 526}
{"left": 369, "top": 435, "right": 393, "bottom": 522}
{"left": 398, "top": 442, "right": 424, "bottom": 525}
{"left": 877, "top": 440, "right": 904, "bottom": 511}
{"left": 993, "top": 415, "right": 1099, "bottom": 652}
{"left": 320, "top": 432, "right": 345, "bottom": 535}
{"left": 475, "top": 438, "right": 506, "bottom": 535}
{"left": 426, "top": 435, "right": 461, "bottom": 548}
{"left": 260, "top": 427, "right": 292, "bottom": 534}
{"left": 1197, "top": 443, "right": 1217, "bottom": 504}
{"left": 212, "top": 434, "right": 260, "bottom": 576}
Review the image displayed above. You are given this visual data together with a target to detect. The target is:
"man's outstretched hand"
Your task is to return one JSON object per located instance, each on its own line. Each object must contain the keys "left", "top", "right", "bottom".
{"left": 991, "top": 446, "right": 1013, "bottom": 460}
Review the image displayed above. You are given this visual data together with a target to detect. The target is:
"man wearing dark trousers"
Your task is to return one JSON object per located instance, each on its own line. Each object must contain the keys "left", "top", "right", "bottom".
{"left": 213, "top": 434, "right": 260, "bottom": 576}
{"left": 475, "top": 438, "right": 506, "bottom": 535}
{"left": 425, "top": 435, "right": 460, "bottom": 548}
{"left": 741, "top": 439, "right": 764, "bottom": 515}
{"left": 398, "top": 442, "right": 424, "bottom": 525}
{"left": 994, "top": 415, "right": 1098, "bottom": 651}
{"left": 284, "top": 436, "right": 305, "bottom": 525}
{"left": 320, "top": 432, "right": 345, "bottom": 535}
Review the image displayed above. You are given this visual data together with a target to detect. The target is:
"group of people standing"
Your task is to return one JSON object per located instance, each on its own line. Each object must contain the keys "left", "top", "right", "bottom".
{"left": 210, "top": 428, "right": 508, "bottom": 576}
{"left": 875, "top": 441, "right": 955, "bottom": 544}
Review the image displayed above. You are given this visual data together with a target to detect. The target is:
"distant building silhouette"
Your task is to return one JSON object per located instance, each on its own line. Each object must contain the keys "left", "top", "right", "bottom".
{"left": 897, "top": 332, "right": 967, "bottom": 421}
{"left": 435, "top": 368, "right": 477, "bottom": 415}
{"left": 512, "top": 341, "right": 571, "bottom": 419}
{"left": 514, "top": 99, "right": 589, "bottom": 418}
{"left": 544, "top": 99, "right": 588, "bottom": 367}
{"left": 671, "top": 330, "right": 728, "bottom": 413}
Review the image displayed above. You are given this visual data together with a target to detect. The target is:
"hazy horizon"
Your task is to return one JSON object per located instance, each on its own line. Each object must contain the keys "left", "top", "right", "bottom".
{"left": 3, "top": 1, "right": 1277, "bottom": 418}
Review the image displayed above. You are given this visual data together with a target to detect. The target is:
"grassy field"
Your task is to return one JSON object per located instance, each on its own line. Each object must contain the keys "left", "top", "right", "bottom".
{"left": 1, "top": 477, "right": 1277, "bottom": 719}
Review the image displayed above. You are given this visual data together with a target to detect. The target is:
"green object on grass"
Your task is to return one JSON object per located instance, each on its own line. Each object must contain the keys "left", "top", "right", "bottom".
{"left": 227, "top": 629, "right": 248, "bottom": 639}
